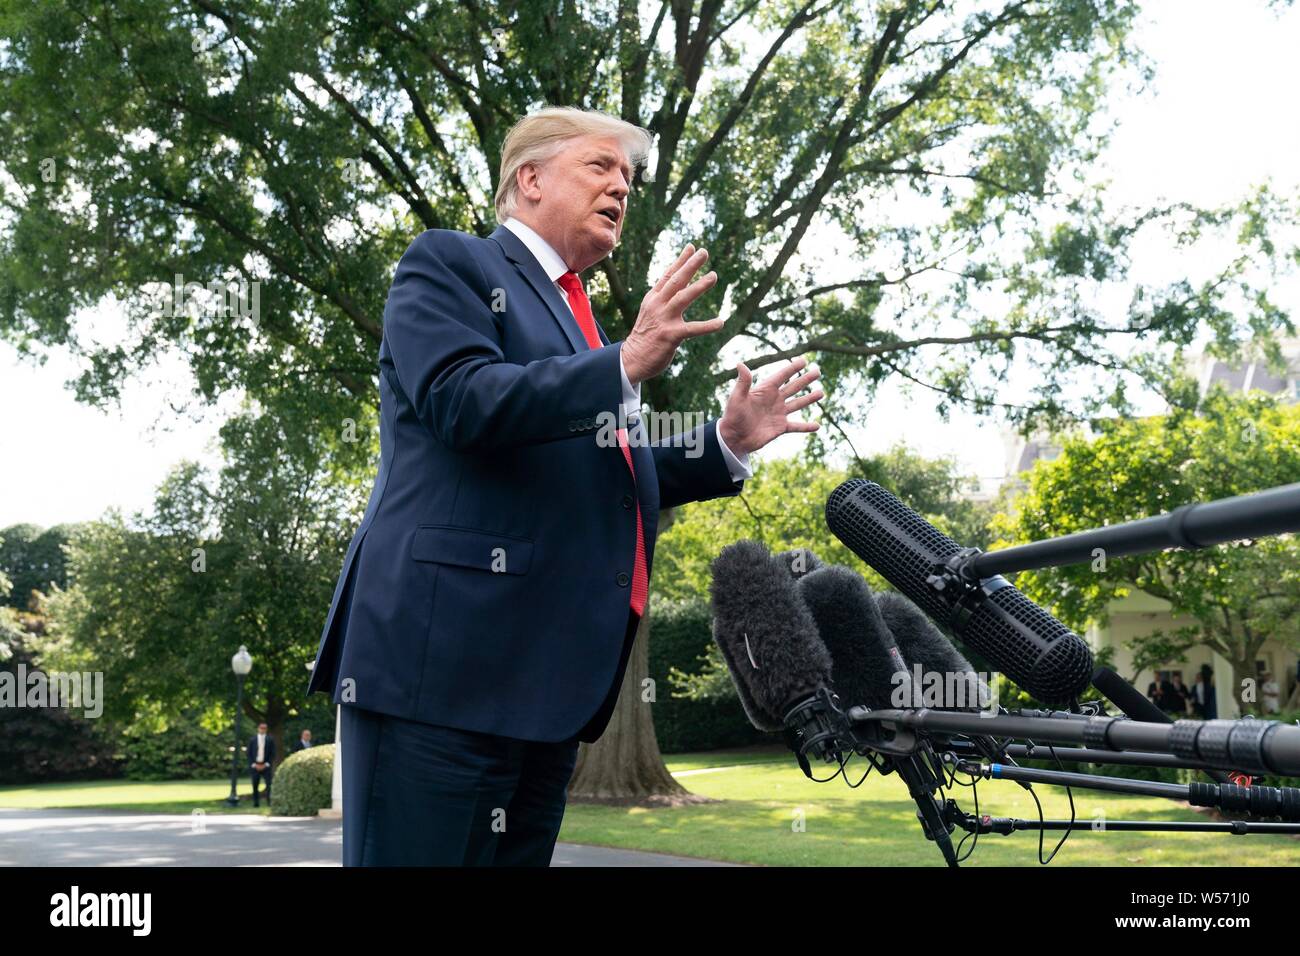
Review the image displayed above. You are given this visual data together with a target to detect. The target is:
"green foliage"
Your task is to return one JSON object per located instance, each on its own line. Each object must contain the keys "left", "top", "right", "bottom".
{"left": 654, "top": 456, "right": 871, "bottom": 605}
{"left": 0, "top": 523, "right": 80, "bottom": 610}
{"left": 850, "top": 444, "right": 1002, "bottom": 550}
{"left": 0, "top": 612, "right": 120, "bottom": 784}
{"left": 40, "top": 403, "right": 370, "bottom": 737}
{"left": 997, "top": 389, "right": 1300, "bottom": 710}
{"left": 117, "top": 710, "right": 232, "bottom": 781}
{"left": 648, "top": 597, "right": 766, "bottom": 753}
{"left": 270, "top": 744, "right": 335, "bottom": 817}
{"left": 656, "top": 447, "right": 994, "bottom": 605}
{"left": 1, "top": 0, "right": 1288, "bottom": 442}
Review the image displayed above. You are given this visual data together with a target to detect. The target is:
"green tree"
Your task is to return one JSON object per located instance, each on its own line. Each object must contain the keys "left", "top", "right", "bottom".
{"left": 1, "top": 1, "right": 1289, "bottom": 427}
{"left": 43, "top": 404, "right": 369, "bottom": 754}
{"left": 0, "top": 523, "right": 82, "bottom": 609}
{"left": 997, "top": 388, "right": 1300, "bottom": 715}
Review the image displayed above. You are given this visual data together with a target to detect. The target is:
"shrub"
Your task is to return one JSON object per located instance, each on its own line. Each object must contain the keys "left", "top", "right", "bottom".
{"left": 649, "top": 597, "right": 767, "bottom": 754}
{"left": 118, "top": 715, "right": 232, "bottom": 780}
{"left": 271, "top": 744, "right": 335, "bottom": 816}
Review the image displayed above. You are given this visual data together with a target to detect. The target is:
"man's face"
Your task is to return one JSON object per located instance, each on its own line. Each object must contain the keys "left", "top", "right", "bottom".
{"left": 302, "top": 731, "right": 311, "bottom": 741}
{"left": 258, "top": 724, "right": 267, "bottom": 734}
{"left": 519, "top": 134, "right": 631, "bottom": 272}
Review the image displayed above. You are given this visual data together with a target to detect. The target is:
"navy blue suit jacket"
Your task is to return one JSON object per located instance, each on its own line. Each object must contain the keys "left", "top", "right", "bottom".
{"left": 306, "top": 224, "right": 743, "bottom": 742}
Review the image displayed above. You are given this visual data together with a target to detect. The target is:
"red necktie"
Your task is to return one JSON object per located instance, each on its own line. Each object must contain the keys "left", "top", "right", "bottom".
{"left": 557, "top": 271, "right": 648, "bottom": 617}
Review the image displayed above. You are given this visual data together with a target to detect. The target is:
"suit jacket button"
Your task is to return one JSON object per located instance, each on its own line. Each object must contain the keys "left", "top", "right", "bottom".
{"left": 616, "top": 572, "right": 630, "bottom": 587}
{"left": 622, "top": 494, "right": 634, "bottom": 509}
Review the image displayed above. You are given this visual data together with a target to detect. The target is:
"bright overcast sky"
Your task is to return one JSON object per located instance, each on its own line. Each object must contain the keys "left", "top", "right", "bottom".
{"left": 3, "top": 0, "right": 1299, "bottom": 529}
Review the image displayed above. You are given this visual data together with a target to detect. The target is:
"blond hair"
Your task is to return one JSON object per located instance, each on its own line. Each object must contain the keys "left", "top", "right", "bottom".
{"left": 495, "top": 106, "right": 653, "bottom": 222}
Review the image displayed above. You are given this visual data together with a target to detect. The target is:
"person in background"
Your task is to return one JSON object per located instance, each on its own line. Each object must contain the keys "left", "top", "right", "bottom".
{"left": 1200, "top": 664, "right": 1218, "bottom": 719}
{"left": 1158, "top": 675, "right": 1181, "bottom": 715}
{"left": 1169, "top": 673, "right": 1190, "bottom": 716}
{"left": 294, "top": 729, "right": 314, "bottom": 752}
{"left": 1147, "top": 679, "right": 1164, "bottom": 711}
{"left": 1191, "top": 671, "right": 1209, "bottom": 718}
{"left": 247, "top": 722, "right": 276, "bottom": 808}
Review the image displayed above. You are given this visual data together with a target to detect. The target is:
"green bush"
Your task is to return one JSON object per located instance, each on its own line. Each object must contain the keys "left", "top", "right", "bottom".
{"left": 271, "top": 743, "right": 335, "bottom": 816}
{"left": 0, "top": 613, "right": 120, "bottom": 784}
{"left": 118, "top": 715, "right": 231, "bottom": 781}
{"left": 649, "top": 597, "right": 767, "bottom": 754}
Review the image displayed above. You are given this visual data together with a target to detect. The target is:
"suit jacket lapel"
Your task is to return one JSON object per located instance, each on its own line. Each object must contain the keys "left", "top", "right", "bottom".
{"left": 489, "top": 224, "right": 588, "bottom": 355}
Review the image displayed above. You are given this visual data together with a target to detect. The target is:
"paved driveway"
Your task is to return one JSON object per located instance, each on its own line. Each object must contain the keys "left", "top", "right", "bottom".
{"left": 0, "top": 809, "right": 740, "bottom": 866}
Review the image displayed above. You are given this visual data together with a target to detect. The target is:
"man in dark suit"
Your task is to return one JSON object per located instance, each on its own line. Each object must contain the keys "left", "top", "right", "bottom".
{"left": 247, "top": 722, "right": 275, "bottom": 808}
{"left": 307, "top": 106, "right": 824, "bottom": 866}
{"left": 293, "top": 730, "right": 313, "bottom": 752}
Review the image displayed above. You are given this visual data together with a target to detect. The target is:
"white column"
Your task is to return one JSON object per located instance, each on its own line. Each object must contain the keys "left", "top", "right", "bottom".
{"left": 319, "top": 704, "right": 344, "bottom": 819}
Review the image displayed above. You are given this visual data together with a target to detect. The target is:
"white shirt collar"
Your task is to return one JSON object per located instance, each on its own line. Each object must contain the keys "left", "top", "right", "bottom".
{"left": 501, "top": 217, "right": 570, "bottom": 283}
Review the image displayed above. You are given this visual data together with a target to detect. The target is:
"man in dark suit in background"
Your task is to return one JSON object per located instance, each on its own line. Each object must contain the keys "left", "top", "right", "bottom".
{"left": 247, "top": 722, "right": 275, "bottom": 808}
{"left": 293, "top": 730, "right": 313, "bottom": 752}
{"left": 307, "top": 106, "right": 824, "bottom": 866}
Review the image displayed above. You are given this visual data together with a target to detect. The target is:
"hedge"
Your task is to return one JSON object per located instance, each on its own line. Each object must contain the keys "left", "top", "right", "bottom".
{"left": 648, "top": 597, "right": 768, "bottom": 753}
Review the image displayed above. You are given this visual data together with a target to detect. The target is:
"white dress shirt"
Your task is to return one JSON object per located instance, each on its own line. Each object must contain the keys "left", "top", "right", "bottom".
{"left": 255, "top": 733, "right": 266, "bottom": 763}
{"left": 501, "top": 217, "right": 752, "bottom": 482}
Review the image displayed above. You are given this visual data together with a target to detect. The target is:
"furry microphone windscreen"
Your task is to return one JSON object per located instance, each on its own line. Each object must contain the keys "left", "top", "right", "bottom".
{"left": 796, "top": 565, "right": 905, "bottom": 710}
{"left": 875, "top": 590, "right": 989, "bottom": 711}
{"left": 710, "top": 539, "right": 835, "bottom": 732}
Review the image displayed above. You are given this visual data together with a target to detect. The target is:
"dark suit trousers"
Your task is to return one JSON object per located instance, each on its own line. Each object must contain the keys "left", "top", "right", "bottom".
{"left": 340, "top": 705, "right": 581, "bottom": 866}
{"left": 250, "top": 767, "right": 273, "bottom": 806}
{"left": 339, "top": 608, "right": 640, "bottom": 866}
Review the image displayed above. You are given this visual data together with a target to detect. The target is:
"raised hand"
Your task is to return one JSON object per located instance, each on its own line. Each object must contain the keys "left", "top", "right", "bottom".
{"left": 718, "top": 357, "right": 824, "bottom": 456}
{"left": 621, "top": 244, "right": 723, "bottom": 385}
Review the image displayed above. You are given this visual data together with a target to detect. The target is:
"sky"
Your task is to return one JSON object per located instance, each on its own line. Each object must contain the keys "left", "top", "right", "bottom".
{"left": 3, "top": 0, "right": 1299, "bottom": 529}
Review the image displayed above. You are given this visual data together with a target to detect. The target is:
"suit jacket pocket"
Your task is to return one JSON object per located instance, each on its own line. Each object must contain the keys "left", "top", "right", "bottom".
{"left": 410, "top": 525, "right": 533, "bottom": 575}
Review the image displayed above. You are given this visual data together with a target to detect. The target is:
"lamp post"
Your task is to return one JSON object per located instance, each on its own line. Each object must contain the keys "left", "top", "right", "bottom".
{"left": 225, "top": 646, "right": 253, "bottom": 807}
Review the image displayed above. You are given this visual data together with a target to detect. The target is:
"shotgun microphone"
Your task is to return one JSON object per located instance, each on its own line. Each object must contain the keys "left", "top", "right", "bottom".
{"left": 795, "top": 563, "right": 912, "bottom": 709}
{"left": 826, "top": 479, "right": 1093, "bottom": 707}
{"left": 708, "top": 539, "right": 835, "bottom": 732}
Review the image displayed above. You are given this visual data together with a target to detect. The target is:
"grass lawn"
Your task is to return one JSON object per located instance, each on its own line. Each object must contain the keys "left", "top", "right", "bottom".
{"left": 0, "top": 778, "right": 272, "bottom": 815}
{"left": 4, "top": 750, "right": 1298, "bottom": 866}
{"left": 558, "top": 747, "right": 1300, "bottom": 867}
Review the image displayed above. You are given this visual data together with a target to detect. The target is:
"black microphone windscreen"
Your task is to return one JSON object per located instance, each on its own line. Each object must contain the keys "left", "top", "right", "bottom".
{"left": 797, "top": 565, "right": 904, "bottom": 709}
{"left": 710, "top": 540, "right": 834, "bottom": 732}
{"left": 826, "top": 479, "right": 1093, "bottom": 707}
{"left": 876, "top": 590, "right": 989, "bottom": 711}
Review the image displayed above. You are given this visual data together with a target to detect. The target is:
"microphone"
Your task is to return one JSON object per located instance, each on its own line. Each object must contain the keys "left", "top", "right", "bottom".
{"left": 790, "top": 559, "right": 962, "bottom": 865}
{"left": 795, "top": 564, "right": 911, "bottom": 710}
{"left": 1091, "top": 665, "right": 1233, "bottom": 785}
{"left": 825, "top": 479, "right": 1093, "bottom": 708}
{"left": 875, "top": 590, "right": 991, "bottom": 712}
{"left": 708, "top": 539, "right": 835, "bottom": 732}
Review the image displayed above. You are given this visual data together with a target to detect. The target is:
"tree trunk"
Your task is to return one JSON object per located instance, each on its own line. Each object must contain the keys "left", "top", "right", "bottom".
{"left": 567, "top": 608, "right": 712, "bottom": 806}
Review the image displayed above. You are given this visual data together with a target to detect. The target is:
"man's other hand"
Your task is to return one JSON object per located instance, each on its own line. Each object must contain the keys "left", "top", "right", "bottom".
{"left": 718, "top": 357, "right": 823, "bottom": 456}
